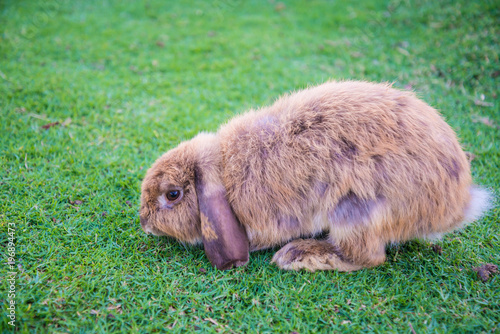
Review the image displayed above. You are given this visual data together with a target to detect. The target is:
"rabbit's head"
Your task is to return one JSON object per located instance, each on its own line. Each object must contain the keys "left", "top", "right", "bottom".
{"left": 140, "top": 133, "right": 249, "bottom": 270}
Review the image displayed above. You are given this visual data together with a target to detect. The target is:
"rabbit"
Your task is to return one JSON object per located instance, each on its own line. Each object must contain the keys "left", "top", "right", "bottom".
{"left": 139, "top": 80, "right": 492, "bottom": 272}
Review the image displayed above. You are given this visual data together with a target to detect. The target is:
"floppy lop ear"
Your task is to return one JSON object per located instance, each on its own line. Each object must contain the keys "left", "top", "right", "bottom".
{"left": 194, "top": 160, "right": 249, "bottom": 270}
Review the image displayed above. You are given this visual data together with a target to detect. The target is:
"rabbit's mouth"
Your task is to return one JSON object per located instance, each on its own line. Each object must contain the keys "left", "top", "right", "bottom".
{"left": 140, "top": 215, "right": 165, "bottom": 236}
{"left": 142, "top": 225, "right": 170, "bottom": 237}
{"left": 142, "top": 225, "right": 155, "bottom": 235}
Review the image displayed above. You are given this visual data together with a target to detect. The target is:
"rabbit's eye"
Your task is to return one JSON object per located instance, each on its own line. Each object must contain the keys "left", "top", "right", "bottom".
{"left": 166, "top": 190, "right": 180, "bottom": 201}
{"left": 160, "top": 188, "right": 183, "bottom": 208}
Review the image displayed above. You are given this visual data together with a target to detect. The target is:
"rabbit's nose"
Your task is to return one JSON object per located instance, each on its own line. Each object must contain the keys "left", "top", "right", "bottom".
{"left": 140, "top": 215, "right": 151, "bottom": 234}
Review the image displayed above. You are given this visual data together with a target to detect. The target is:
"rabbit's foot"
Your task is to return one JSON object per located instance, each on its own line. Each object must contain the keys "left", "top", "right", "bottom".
{"left": 271, "top": 239, "right": 362, "bottom": 272}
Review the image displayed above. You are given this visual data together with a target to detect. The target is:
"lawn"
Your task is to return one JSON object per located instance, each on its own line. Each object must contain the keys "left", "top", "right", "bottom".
{"left": 1, "top": 0, "right": 499, "bottom": 332}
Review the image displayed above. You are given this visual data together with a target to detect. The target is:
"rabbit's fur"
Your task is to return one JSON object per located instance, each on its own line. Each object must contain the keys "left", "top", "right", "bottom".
{"left": 140, "top": 81, "right": 491, "bottom": 271}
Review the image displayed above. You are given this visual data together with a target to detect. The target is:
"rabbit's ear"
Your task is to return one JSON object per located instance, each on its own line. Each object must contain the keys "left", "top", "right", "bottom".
{"left": 194, "top": 164, "right": 249, "bottom": 270}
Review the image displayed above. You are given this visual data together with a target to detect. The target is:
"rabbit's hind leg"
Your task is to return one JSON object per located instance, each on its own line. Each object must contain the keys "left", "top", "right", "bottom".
{"left": 271, "top": 238, "right": 363, "bottom": 272}
{"left": 271, "top": 227, "right": 387, "bottom": 272}
{"left": 272, "top": 193, "right": 388, "bottom": 272}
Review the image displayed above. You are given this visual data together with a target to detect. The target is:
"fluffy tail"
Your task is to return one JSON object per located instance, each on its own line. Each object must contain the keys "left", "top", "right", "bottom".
{"left": 423, "top": 186, "right": 493, "bottom": 241}
{"left": 462, "top": 186, "right": 494, "bottom": 226}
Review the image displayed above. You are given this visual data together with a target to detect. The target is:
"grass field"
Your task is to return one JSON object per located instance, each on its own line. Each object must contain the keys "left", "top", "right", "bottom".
{"left": 1, "top": 0, "right": 499, "bottom": 332}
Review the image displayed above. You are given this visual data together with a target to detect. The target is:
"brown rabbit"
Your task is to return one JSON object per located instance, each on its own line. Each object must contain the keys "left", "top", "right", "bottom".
{"left": 140, "top": 81, "right": 491, "bottom": 271}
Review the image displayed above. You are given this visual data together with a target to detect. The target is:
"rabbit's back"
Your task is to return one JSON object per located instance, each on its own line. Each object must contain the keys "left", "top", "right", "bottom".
{"left": 219, "top": 81, "right": 471, "bottom": 250}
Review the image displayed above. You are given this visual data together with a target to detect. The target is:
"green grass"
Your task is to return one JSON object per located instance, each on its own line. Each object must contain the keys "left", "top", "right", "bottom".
{"left": 1, "top": 0, "right": 499, "bottom": 332}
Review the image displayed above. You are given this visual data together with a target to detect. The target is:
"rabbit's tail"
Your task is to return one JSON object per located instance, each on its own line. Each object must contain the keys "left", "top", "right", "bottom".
{"left": 423, "top": 186, "right": 493, "bottom": 241}
{"left": 462, "top": 186, "right": 494, "bottom": 227}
